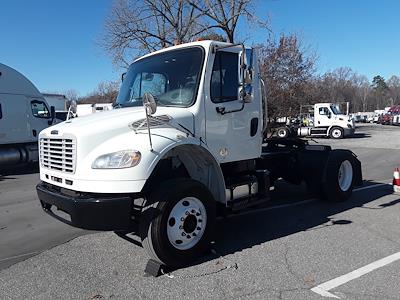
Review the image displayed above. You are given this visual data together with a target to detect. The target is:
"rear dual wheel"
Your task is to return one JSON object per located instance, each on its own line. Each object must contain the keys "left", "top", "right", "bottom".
{"left": 322, "top": 150, "right": 356, "bottom": 202}
{"left": 140, "top": 178, "right": 215, "bottom": 268}
{"left": 307, "top": 150, "right": 357, "bottom": 202}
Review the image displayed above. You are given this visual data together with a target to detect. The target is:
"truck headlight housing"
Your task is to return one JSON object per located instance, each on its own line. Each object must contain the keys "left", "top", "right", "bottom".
{"left": 92, "top": 150, "right": 141, "bottom": 169}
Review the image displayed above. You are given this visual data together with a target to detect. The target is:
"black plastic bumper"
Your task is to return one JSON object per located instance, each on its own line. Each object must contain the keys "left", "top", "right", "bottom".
{"left": 36, "top": 182, "right": 134, "bottom": 231}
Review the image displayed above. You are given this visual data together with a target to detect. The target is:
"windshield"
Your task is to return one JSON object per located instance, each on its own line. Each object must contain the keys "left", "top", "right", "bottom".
{"left": 116, "top": 47, "right": 204, "bottom": 108}
{"left": 330, "top": 105, "right": 341, "bottom": 115}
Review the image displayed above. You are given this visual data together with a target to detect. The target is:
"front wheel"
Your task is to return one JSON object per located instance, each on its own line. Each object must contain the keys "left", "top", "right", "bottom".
{"left": 329, "top": 126, "right": 344, "bottom": 139}
{"left": 276, "top": 126, "right": 290, "bottom": 138}
{"left": 140, "top": 178, "right": 215, "bottom": 268}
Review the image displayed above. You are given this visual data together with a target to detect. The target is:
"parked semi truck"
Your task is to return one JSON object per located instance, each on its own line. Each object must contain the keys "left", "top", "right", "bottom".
{"left": 0, "top": 63, "right": 55, "bottom": 167}
{"left": 275, "top": 103, "right": 355, "bottom": 139}
{"left": 36, "top": 41, "right": 362, "bottom": 269}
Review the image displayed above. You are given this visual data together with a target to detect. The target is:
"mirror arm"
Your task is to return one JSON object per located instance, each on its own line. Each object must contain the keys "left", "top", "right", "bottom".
{"left": 48, "top": 106, "right": 55, "bottom": 125}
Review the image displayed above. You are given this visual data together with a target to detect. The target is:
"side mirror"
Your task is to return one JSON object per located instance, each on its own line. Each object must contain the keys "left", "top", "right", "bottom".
{"left": 142, "top": 92, "right": 157, "bottom": 115}
{"left": 328, "top": 112, "right": 332, "bottom": 119}
{"left": 244, "top": 69, "right": 252, "bottom": 84}
{"left": 242, "top": 85, "right": 253, "bottom": 103}
{"left": 48, "top": 106, "right": 55, "bottom": 125}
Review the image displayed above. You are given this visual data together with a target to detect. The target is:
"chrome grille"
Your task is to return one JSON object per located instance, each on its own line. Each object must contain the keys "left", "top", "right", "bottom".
{"left": 40, "top": 136, "right": 76, "bottom": 174}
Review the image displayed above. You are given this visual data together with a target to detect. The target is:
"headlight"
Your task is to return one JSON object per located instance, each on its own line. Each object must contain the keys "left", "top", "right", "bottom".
{"left": 92, "top": 150, "right": 141, "bottom": 169}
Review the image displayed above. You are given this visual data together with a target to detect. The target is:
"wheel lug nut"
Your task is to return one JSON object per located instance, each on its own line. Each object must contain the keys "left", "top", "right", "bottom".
{"left": 179, "top": 225, "right": 183, "bottom": 229}
{"left": 181, "top": 217, "right": 185, "bottom": 221}
{"left": 187, "top": 235, "right": 191, "bottom": 239}
{"left": 181, "top": 232, "right": 186, "bottom": 236}
{"left": 185, "top": 211, "right": 189, "bottom": 215}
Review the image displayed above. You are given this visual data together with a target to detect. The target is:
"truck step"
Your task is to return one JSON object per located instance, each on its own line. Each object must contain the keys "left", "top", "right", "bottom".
{"left": 227, "top": 195, "right": 271, "bottom": 211}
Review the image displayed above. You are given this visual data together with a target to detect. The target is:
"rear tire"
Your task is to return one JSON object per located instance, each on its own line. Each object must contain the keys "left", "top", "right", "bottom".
{"left": 322, "top": 150, "right": 356, "bottom": 202}
{"left": 140, "top": 178, "right": 215, "bottom": 268}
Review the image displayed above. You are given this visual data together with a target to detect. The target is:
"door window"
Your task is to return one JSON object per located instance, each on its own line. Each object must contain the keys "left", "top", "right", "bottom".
{"left": 210, "top": 52, "right": 239, "bottom": 103}
{"left": 31, "top": 100, "right": 50, "bottom": 118}
{"left": 319, "top": 107, "right": 330, "bottom": 116}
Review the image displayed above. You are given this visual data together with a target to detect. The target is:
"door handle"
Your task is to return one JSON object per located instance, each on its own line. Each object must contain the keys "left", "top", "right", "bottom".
{"left": 216, "top": 106, "right": 226, "bottom": 114}
{"left": 250, "top": 118, "right": 258, "bottom": 136}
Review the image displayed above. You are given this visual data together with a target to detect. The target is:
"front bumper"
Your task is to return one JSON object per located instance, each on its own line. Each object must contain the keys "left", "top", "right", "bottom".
{"left": 36, "top": 182, "right": 136, "bottom": 231}
{"left": 344, "top": 127, "right": 355, "bottom": 137}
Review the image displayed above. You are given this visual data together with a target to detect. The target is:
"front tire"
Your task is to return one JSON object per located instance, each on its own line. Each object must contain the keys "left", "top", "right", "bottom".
{"left": 140, "top": 178, "right": 215, "bottom": 268}
{"left": 276, "top": 126, "right": 290, "bottom": 138}
{"left": 329, "top": 126, "right": 344, "bottom": 139}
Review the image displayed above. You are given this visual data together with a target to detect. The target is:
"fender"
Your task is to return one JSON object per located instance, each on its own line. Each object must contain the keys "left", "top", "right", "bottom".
{"left": 144, "top": 134, "right": 226, "bottom": 204}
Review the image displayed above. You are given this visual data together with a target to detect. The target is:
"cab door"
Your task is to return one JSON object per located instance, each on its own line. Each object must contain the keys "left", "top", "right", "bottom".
{"left": 204, "top": 49, "right": 261, "bottom": 163}
{"left": 315, "top": 106, "right": 332, "bottom": 127}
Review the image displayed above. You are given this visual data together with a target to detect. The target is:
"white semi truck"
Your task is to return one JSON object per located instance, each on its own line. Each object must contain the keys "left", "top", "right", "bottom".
{"left": 0, "top": 63, "right": 55, "bottom": 167}
{"left": 276, "top": 103, "right": 355, "bottom": 139}
{"left": 36, "top": 41, "right": 362, "bottom": 269}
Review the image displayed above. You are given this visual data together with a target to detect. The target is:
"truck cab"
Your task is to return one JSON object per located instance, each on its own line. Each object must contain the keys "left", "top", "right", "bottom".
{"left": 313, "top": 103, "right": 355, "bottom": 138}
{"left": 36, "top": 41, "right": 362, "bottom": 269}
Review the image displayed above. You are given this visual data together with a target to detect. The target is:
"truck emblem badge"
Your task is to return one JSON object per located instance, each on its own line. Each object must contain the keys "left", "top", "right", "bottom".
{"left": 51, "top": 130, "right": 59, "bottom": 135}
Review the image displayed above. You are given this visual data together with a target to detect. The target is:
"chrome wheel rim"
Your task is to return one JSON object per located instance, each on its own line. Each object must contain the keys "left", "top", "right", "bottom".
{"left": 167, "top": 197, "right": 207, "bottom": 250}
{"left": 338, "top": 160, "right": 353, "bottom": 191}
{"left": 332, "top": 129, "right": 342, "bottom": 138}
{"left": 278, "top": 129, "right": 287, "bottom": 137}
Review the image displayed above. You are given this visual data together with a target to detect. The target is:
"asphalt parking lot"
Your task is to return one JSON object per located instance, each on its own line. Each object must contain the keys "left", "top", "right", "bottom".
{"left": 1, "top": 123, "right": 400, "bottom": 299}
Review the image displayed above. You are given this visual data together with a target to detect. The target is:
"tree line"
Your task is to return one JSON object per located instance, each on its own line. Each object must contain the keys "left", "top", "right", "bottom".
{"left": 77, "top": 0, "right": 400, "bottom": 118}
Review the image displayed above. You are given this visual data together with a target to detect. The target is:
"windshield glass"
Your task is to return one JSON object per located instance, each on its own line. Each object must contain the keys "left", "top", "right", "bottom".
{"left": 116, "top": 47, "right": 204, "bottom": 108}
{"left": 330, "top": 105, "right": 341, "bottom": 115}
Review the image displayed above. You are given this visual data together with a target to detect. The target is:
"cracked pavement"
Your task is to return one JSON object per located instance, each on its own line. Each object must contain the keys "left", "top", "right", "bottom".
{"left": 1, "top": 124, "right": 400, "bottom": 299}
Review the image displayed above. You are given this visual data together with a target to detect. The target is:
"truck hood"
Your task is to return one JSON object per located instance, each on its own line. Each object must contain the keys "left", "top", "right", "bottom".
{"left": 47, "top": 106, "right": 194, "bottom": 135}
{"left": 333, "top": 114, "right": 351, "bottom": 121}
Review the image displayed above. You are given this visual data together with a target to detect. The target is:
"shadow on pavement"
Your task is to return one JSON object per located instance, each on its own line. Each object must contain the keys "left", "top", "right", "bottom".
{"left": 349, "top": 133, "right": 370, "bottom": 139}
{"left": 213, "top": 182, "right": 394, "bottom": 258}
{"left": 0, "top": 163, "right": 39, "bottom": 177}
{"left": 111, "top": 182, "right": 396, "bottom": 272}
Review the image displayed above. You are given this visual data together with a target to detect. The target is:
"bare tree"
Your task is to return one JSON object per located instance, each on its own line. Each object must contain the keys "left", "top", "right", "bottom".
{"left": 65, "top": 89, "right": 79, "bottom": 102}
{"left": 188, "top": 0, "right": 268, "bottom": 43}
{"left": 102, "top": 0, "right": 205, "bottom": 67}
{"left": 387, "top": 75, "right": 400, "bottom": 104}
{"left": 259, "top": 34, "right": 316, "bottom": 118}
{"left": 79, "top": 81, "right": 120, "bottom": 104}
{"left": 102, "top": 0, "right": 268, "bottom": 66}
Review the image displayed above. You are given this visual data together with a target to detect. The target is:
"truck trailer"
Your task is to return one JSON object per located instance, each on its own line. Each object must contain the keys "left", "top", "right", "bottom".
{"left": 36, "top": 41, "right": 362, "bottom": 269}
{"left": 0, "top": 63, "right": 55, "bottom": 167}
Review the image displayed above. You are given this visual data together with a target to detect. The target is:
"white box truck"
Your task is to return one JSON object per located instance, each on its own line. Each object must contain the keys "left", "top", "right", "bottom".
{"left": 36, "top": 41, "right": 362, "bottom": 269}
{"left": 0, "top": 63, "right": 55, "bottom": 167}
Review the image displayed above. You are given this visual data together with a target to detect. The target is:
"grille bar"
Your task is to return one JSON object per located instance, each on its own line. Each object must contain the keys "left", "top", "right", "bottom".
{"left": 40, "top": 136, "right": 76, "bottom": 174}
